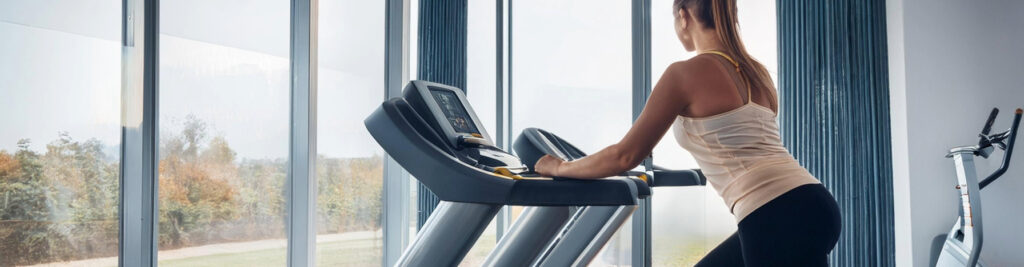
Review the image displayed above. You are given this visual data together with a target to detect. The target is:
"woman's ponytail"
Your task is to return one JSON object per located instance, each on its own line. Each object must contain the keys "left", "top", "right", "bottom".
{"left": 676, "top": 0, "right": 776, "bottom": 108}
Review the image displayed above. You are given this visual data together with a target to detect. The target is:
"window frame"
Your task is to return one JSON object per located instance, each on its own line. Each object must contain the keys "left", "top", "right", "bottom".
{"left": 117, "top": 0, "right": 654, "bottom": 266}
{"left": 119, "top": 0, "right": 159, "bottom": 265}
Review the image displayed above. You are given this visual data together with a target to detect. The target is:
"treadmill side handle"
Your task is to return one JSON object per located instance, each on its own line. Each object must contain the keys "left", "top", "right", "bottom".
{"left": 650, "top": 169, "right": 707, "bottom": 187}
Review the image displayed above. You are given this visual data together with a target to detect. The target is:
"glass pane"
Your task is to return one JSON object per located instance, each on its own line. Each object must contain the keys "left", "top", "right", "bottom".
{"left": 648, "top": 0, "right": 708, "bottom": 265}
{"left": 649, "top": 0, "right": 777, "bottom": 265}
{"left": 158, "top": 1, "right": 290, "bottom": 265}
{"left": 511, "top": 0, "right": 633, "bottom": 265}
{"left": 0, "top": 2, "right": 121, "bottom": 266}
{"left": 316, "top": 0, "right": 385, "bottom": 265}
{"left": 467, "top": 0, "right": 498, "bottom": 136}
{"left": 511, "top": 0, "right": 633, "bottom": 154}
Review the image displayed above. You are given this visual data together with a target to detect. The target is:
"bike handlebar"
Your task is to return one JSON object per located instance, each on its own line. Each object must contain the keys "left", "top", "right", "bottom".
{"left": 979, "top": 108, "right": 1022, "bottom": 189}
{"left": 981, "top": 108, "right": 999, "bottom": 136}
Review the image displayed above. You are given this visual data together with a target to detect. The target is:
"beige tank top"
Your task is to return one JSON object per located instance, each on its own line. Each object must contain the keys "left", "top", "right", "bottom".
{"left": 672, "top": 51, "right": 820, "bottom": 222}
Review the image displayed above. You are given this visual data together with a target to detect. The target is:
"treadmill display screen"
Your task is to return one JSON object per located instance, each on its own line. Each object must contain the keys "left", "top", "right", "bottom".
{"left": 429, "top": 88, "right": 479, "bottom": 134}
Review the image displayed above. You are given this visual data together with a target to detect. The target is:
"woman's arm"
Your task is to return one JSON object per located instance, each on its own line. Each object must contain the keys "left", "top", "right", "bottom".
{"left": 535, "top": 62, "right": 690, "bottom": 179}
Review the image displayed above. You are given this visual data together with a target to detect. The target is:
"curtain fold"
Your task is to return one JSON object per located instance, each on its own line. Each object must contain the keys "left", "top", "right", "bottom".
{"left": 777, "top": 1, "right": 894, "bottom": 266}
{"left": 415, "top": 0, "right": 468, "bottom": 228}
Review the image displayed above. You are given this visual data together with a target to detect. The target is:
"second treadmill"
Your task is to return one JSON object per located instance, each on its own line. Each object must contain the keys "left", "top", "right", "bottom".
{"left": 365, "top": 80, "right": 650, "bottom": 266}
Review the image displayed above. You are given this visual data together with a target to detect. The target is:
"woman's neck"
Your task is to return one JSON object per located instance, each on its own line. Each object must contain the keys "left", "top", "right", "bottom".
{"left": 693, "top": 30, "right": 727, "bottom": 53}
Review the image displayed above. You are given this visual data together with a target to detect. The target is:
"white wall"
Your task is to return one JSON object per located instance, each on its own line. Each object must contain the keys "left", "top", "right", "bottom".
{"left": 888, "top": 0, "right": 1024, "bottom": 266}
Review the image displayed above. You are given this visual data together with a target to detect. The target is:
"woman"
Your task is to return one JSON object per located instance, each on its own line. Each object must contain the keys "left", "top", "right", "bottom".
{"left": 533, "top": 0, "right": 842, "bottom": 265}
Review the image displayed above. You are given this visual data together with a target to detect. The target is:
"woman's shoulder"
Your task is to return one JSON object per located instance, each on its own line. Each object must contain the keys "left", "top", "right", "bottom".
{"left": 663, "top": 54, "right": 729, "bottom": 88}
{"left": 666, "top": 54, "right": 725, "bottom": 78}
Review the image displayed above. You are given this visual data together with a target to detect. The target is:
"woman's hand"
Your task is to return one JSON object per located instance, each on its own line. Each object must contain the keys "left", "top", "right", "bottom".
{"left": 534, "top": 155, "right": 565, "bottom": 177}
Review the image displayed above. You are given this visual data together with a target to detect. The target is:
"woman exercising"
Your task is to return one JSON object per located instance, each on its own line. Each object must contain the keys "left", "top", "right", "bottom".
{"left": 533, "top": 0, "right": 841, "bottom": 265}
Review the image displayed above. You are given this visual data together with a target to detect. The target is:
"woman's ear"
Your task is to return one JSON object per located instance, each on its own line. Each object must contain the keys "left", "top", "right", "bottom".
{"left": 677, "top": 9, "right": 689, "bottom": 30}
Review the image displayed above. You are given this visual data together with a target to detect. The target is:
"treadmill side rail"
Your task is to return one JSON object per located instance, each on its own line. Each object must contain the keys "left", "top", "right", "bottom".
{"left": 483, "top": 207, "right": 573, "bottom": 267}
{"left": 533, "top": 205, "right": 637, "bottom": 267}
{"left": 395, "top": 201, "right": 501, "bottom": 267}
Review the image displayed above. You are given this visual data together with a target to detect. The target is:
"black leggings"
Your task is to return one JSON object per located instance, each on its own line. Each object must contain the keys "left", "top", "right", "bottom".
{"left": 695, "top": 184, "right": 842, "bottom": 267}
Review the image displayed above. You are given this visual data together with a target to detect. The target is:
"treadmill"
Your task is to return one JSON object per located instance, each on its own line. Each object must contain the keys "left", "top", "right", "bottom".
{"left": 365, "top": 80, "right": 650, "bottom": 266}
{"left": 494, "top": 127, "right": 707, "bottom": 266}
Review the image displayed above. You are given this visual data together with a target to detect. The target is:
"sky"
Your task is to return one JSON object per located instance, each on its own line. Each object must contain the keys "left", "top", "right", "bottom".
{"left": 0, "top": 0, "right": 773, "bottom": 159}
{"left": 1, "top": 0, "right": 775, "bottom": 259}
{"left": 0, "top": 1, "right": 121, "bottom": 156}
{"left": 0, "top": 0, "right": 384, "bottom": 159}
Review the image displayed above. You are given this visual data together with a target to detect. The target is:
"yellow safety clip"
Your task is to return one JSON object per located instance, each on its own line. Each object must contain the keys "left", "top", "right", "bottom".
{"left": 492, "top": 167, "right": 524, "bottom": 180}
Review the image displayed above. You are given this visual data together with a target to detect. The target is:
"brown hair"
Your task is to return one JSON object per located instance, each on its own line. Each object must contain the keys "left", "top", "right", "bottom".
{"left": 674, "top": 0, "right": 775, "bottom": 107}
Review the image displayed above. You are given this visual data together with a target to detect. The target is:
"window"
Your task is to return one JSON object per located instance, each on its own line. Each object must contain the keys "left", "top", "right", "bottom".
{"left": 315, "top": 0, "right": 386, "bottom": 265}
{"left": 158, "top": 0, "right": 290, "bottom": 265}
{"left": 649, "top": 0, "right": 777, "bottom": 265}
{"left": 511, "top": 0, "right": 633, "bottom": 154}
{"left": 0, "top": 2, "right": 122, "bottom": 266}
{"left": 467, "top": 0, "right": 499, "bottom": 135}
{"left": 510, "top": 0, "right": 634, "bottom": 265}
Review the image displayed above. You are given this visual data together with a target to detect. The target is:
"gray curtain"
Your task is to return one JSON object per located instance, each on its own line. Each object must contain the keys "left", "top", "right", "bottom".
{"left": 415, "top": 0, "right": 468, "bottom": 229}
{"left": 777, "top": 0, "right": 895, "bottom": 266}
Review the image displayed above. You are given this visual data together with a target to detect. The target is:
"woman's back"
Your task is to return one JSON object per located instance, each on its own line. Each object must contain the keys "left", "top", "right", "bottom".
{"left": 671, "top": 52, "right": 819, "bottom": 221}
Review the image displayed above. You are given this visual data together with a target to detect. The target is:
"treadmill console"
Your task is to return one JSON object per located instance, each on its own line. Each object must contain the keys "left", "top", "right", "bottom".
{"left": 403, "top": 80, "right": 527, "bottom": 173}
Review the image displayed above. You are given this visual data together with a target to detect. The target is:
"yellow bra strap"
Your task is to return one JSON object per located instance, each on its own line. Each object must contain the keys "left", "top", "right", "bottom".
{"left": 699, "top": 50, "right": 751, "bottom": 104}
{"left": 700, "top": 50, "right": 740, "bottom": 72}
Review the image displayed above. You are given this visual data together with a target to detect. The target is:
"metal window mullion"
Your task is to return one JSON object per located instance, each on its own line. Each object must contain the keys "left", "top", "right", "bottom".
{"left": 119, "top": 0, "right": 159, "bottom": 266}
{"left": 288, "top": 0, "right": 318, "bottom": 266}
{"left": 494, "top": 0, "right": 513, "bottom": 240}
{"left": 504, "top": 0, "right": 513, "bottom": 152}
{"left": 383, "top": 0, "right": 412, "bottom": 265}
{"left": 630, "top": 0, "right": 652, "bottom": 266}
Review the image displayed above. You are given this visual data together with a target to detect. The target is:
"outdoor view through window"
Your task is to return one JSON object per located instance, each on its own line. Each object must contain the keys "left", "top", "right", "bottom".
{"left": 0, "top": 2, "right": 122, "bottom": 266}
{"left": 156, "top": 0, "right": 292, "bottom": 266}
{"left": 511, "top": 0, "right": 635, "bottom": 265}
{"left": 0, "top": 0, "right": 775, "bottom": 266}
{"left": 316, "top": 0, "right": 386, "bottom": 265}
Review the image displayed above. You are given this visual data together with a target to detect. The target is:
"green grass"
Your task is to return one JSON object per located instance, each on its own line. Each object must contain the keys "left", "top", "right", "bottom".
{"left": 316, "top": 237, "right": 383, "bottom": 266}
{"left": 651, "top": 241, "right": 707, "bottom": 266}
{"left": 158, "top": 248, "right": 286, "bottom": 267}
{"left": 146, "top": 232, "right": 500, "bottom": 267}
{"left": 139, "top": 235, "right": 706, "bottom": 267}
{"left": 152, "top": 236, "right": 382, "bottom": 267}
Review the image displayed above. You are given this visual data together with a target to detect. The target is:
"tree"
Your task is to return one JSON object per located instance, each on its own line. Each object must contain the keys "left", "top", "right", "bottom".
{"left": 158, "top": 116, "right": 237, "bottom": 248}
{"left": 316, "top": 156, "right": 382, "bottom": 233}
{"left": 2, "top": 114, "right": 386, "bottom": 265}
{"left": 40, "top": 133, "right": 119, "bottom": 260}
{"left": 0, "top": 135, "right": 120, "bottom": 265}
{"left": 0, "top": 140, "right": 52, "bottom": 266}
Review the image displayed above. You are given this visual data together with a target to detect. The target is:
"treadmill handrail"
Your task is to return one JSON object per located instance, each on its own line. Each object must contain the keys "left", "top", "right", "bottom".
{"left": 515, "top": 127, "right": 708, "bottom": 188}
{"left": 650, "top": 168, "right": 707, "bottom": 187}
{"left": 366, "top": 98, "right": 647, "bottom": 206}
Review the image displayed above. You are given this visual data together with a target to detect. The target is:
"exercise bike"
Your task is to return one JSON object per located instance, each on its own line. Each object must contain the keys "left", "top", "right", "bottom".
{"left": 933, "top": 107, "right": 1021, "bottom": 267}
